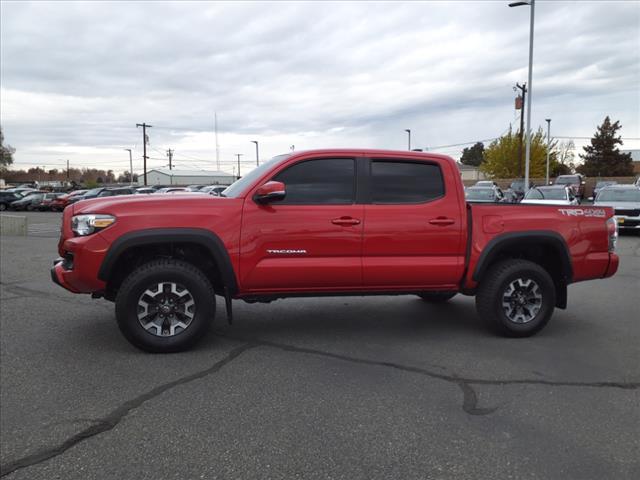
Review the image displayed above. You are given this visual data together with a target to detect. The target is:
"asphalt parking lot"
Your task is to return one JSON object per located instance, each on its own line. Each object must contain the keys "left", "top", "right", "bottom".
{"left": 1, "top": 212, "right": 639, "bottom": 479}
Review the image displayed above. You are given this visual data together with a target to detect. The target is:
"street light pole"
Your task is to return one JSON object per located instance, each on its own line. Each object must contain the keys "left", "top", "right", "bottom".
{"left": 510, "top": 0, "right": 535, "bottom": 194}
{"left": 124, "top": 148, "right": 133, "bottom": 185}
{"left": 545, "top": 118, "right": 551, "bottom": 185}
{"left": 251, "top": 140, "right": 259, "bottom": 166}
{"left": 404, "top": 129, "right": 411, "bottom": 150}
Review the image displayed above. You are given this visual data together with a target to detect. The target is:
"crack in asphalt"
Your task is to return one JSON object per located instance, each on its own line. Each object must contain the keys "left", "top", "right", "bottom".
{"left": 0, "top": 342, "right": 256, "bottom": 478}
{"left": 213, "top": 332, "right": 639, "bottom": 416}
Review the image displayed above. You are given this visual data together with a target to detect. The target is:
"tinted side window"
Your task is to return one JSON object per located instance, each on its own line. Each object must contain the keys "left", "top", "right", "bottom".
{"left": 274, "top": 158, "right": 355, "bottom": 205}
{"left": 371, "top": 161, "right": 444, "bottom": 204}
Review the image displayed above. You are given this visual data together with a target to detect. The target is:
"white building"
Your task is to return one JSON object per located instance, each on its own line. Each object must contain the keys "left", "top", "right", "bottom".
{"left": 142, "top": 169, "right": 236, "bottom": 186}
{"left": 456, "top": 163, "right": 487, "bottom": 181}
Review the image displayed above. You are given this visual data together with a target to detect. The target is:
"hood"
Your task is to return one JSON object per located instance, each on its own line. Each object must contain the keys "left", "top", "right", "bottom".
{"left": 73, "top": 193, "right": 226, "bottom": 215}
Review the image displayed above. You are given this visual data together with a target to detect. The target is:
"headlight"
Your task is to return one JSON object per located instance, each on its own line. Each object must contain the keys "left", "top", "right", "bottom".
{"left": 71, "top": 214, "right": 116, "bottom": 236}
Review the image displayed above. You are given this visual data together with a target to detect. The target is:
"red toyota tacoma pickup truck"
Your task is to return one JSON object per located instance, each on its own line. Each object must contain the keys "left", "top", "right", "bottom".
{"left": 51, "top": 149, "right": 619, "bottom": 352}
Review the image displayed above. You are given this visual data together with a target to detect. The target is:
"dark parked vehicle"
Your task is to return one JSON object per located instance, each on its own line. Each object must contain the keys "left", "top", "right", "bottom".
{"left": 75, "top": 187, "right": 108, "bottom": 203}
{"left": 10, "top": 192, "right": 45, "bottom": 211}
{"left": 97, "top": 187, "right": 136, "bottom": 197}
{"left": 554, "top": 174, "right": 586, "bottom": 200}
{"left": 0, "top": 191, "right": 22, "bottom": 210}
{"left": 135, "top": 188, "right": 155, "bottom": 194}
{"left": 465, "top": 186, "right": 505, "bottom": 203}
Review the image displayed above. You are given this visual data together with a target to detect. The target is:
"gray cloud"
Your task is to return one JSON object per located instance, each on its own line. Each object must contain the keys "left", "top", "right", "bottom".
{"left": 1, "top": 0, "right": 638, "bottom": 173}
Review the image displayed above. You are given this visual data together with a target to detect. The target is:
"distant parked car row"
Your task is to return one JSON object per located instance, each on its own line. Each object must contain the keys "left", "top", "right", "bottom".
{"left": 0, "top": 184, "right": 231, "bottom": 211}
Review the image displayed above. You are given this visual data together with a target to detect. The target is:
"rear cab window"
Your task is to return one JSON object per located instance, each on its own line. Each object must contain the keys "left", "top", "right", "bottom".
{"left": 370, "top": 160, "right": 445, "bottom": 204}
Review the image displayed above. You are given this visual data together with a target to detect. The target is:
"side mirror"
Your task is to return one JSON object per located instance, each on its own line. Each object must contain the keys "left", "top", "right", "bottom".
{"left": 254, "top": 181, "right": 286, "bottom": 203}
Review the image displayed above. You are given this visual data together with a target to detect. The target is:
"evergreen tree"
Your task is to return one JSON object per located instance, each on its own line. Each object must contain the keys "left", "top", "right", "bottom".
{"left": 578, "top": 116, "right": 633, "bottom": 176}
{"left": 460, "top": 142, "right": 485, "bottom": 166}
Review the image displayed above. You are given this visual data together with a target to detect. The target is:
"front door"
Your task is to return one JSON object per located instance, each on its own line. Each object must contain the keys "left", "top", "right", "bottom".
{"left": 240, "top": 157, "right": 363, "bottom": 292}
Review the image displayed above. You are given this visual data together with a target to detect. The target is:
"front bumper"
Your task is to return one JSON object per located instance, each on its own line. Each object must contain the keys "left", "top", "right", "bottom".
{"left": 50, "top": 233, "right": 109, "bottom": 294}
{"left": 615, "top": 216, "right": 640, "bottom": 229}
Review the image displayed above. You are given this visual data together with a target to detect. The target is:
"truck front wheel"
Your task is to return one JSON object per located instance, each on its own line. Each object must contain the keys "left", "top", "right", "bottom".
{"left": 476, "top": 259, "right": 555, "bottom": 337}
{"left": 115, "top": 259, "right": 216, "bottom": 352}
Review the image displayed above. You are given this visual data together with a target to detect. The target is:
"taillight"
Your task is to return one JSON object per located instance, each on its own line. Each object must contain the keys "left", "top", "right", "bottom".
{"left": 606, "top": 217, "right": 618, "bottom": 252}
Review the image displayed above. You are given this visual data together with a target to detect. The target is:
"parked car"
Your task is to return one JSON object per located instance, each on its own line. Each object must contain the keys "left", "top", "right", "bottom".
{"left": 10, "top": 192, "right": 45, "bottom": 211}
{"left": 521, "top": 185, "right": 578, "bottom": 205}
{"left": 508, "top": 179, "right": 535, "bottom": 202}
{"left": 155, "top": 187, "right": 189, "bottom": 194}
{"left": 135, "top": 188, "right": 156, "bottom": 194}
{"left": 200, "top": 185, "right": 228, "bottom": 196}
{"left": 474, "top": 180, "right": 499, "bottom": 188}
{"left": 186, "top": 185, "right": 206, "bottom": 192}
{"left": 97, "top": 187, "right": 136, "bottom": 197}
{"left": 75, "top": 187, "right": 108, "bottom": 202}
{"left": 465, "top": 186, "right": 505, "bottom": 203}
{"left": 594, "top": 185, "right": 640, "bottom": 231}
{"left": 52, "top": 148, "right": 619, "bottom": 352}
{"left": 554, "top": 174, "right": 586, "bottom": 200}
{"left": 5, "top": 188, "right": 37, "bottom": 198}
{"left": 50, "top": 190, "right": 88, "bottom": 211}
{"left": 0, "top": 191, "right": 22, "bottom": 211}
{"left": 591, "top": 181, "right": 617, "bottom": 200}
{"left": 38, "top": 193, "right": 65, "bottom": 211}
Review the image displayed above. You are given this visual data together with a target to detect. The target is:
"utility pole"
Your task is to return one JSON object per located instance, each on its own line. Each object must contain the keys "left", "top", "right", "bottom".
{"left": 251, "top": 140, "right": 259, "bottom": 166}
{"left": 545, "top": 118, "right": 551, "bottom": 185}
{"left": 136, "top": 123, "right": 152, "bottom": 186}
{"left": 167, "top": 149, "right": 174, "bottom": 170}
{"left": 405, "top": 129, "right": 411, "bottom": 150}
{"left": 66, "top": 159, "right": 70, "bottom": 181}
{"left": 235, "top": 154, "right": 243, "bottom": 179}
{"left": 124, "top": 149, "right": 133, "bottom": 185}
{"left": 514, "top": 82, "right": 527, "bottom": 177}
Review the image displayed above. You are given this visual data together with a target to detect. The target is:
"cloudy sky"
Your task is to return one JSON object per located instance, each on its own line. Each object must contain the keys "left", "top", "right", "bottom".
{"left": 1, "top": 0, "right": 639, "bottom": 176}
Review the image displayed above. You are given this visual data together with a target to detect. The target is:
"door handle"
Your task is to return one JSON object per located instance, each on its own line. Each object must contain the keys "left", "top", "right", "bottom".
{"left": 429, "top": 217, "right": 455, "bottom": 226}
{"left": 331, "top": 217, "right": 361, "bottom": 226}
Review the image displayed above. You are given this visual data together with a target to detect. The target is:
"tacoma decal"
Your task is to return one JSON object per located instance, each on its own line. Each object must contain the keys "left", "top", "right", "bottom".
{"left": 267, "top": 249, "right": 307, "bottom": 254}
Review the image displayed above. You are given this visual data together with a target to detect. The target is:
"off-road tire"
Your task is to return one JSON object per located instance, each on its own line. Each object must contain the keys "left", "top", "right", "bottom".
{"left": 115, "top": 259, "right": 216, "bottom": 352}
{"left": 476, "top": 259, "right": 555, "bottom": 337}
{"left": 417, "top": 292, "right": 457, "bottom": 303}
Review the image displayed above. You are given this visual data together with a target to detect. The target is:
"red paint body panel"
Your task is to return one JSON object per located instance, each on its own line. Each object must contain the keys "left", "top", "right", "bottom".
{"left": 50, "top": 148, "right": 618, "bottom": 299}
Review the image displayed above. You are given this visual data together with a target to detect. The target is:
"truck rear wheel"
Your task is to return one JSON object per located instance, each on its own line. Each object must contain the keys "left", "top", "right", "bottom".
{"left": 476, "top": 259, "right": 555, "bottom": 337}
{"left": 417, "top": 292, "right": 457, "bottom": 303}
{"left": 115, "top": 259, "right": 216, "bottom": 352}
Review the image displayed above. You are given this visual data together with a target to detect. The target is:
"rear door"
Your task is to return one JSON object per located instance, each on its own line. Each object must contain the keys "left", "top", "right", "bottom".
{"left": 240, "top": 157, "right": 363, "bottom": 291}
{"left": 362, "top": 157, "right": 466, "bottom": 288}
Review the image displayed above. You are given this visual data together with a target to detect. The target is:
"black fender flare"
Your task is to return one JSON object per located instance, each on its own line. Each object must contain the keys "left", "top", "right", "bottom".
{"left": 472, "top": 230, "right": 573, "bottom": 285}
{"left": 97, "top": 228, "right": 238, "bottom": 295}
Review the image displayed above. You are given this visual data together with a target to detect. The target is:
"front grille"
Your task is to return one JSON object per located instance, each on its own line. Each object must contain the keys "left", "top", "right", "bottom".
{"left": 615, "top": 209, "right": 640, "bottom": 217}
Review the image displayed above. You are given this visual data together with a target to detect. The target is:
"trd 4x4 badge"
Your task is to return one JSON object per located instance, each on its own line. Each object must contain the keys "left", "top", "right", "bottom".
{"left": 266, "top": 249, "right": 308, "bottom": 254}
{"left": 558, "top": 208, "right": 606, "bottom": 218}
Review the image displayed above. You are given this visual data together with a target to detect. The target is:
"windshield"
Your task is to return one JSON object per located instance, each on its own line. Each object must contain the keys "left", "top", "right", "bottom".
{"left": 555, "top": 176, "right": 579, "bottom": 185}
{"left": 223, "top": 154, "right": 292, "bottom": 198}
{"left": 596, "top": 189, "right": 640, "bottom": 202}
{"left": 525, "top": 188, "right": 567, "bottom": 200}
{"left": 84, "top": 188, "right": 102, "bottom": 197}
{"left": 595, "top": 181, "right": 615, "bottom": 189}
{"left": 465, "top": 188, "right": 495, "bottom": 201}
